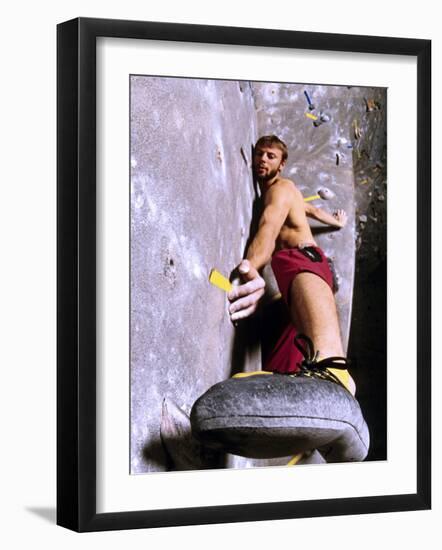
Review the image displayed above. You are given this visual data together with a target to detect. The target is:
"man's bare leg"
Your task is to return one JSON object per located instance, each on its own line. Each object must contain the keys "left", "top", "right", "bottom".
{"left": 290, "top": 272, "right": 343, "bottom": 357}
{"left": 290, "top": 272, "right": 356, "bottom": 394}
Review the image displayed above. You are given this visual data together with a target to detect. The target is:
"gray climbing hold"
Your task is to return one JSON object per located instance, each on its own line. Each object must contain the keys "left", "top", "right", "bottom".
{"left": 318, "top": 187, "right": 335, "bottom": 200}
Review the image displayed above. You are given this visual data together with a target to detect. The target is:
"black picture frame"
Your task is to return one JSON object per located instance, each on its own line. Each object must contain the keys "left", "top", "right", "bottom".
{"left": 57, "top": 17, "right": 431, "bottom": 532}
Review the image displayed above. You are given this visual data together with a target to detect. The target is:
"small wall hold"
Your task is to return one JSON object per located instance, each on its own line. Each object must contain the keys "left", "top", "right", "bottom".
{"left": 364, "top": 98, "right": 382, "bottom": 112}
{"left": 305, "top": 112, "right": 318, "bottom": 121}
{"left": 240, "top": 146, "right": 249, "bottom": 166}
{"left": 326, "top": 257, "right": 340, "bottom": 293}
{"left": 304, "top": 187, "right": 335, "bottom": 202}
{"left": 304, "top": 194, "right": 320, "bottom": 202}
{"left": 209, "top": 269, "right": 232, "bottom": 292}
{"left": 378, "top": 194, "right": 385, "bottom": 202}
{"left": 313, "top": 112, "right": 331, "bottom": 127}
{"left": 336, "top": 153, "right": 340, "bottom": 166}
{"left": 163, "top": 255, "right": 177, "bottom": 287}
{"left": 353, "top": 119, "right": 362, "bottom": 139}
{"left": 216, "top": 147, "right": 223, "bottom": 163}
{"left": 304, "top": 90, "right": 315, "bottom": 110}
{"left": 337, "top": 138, "right": 350, "bottom": 148}
{"left": 318, "top": 187, "right": 335, "bottom": 200}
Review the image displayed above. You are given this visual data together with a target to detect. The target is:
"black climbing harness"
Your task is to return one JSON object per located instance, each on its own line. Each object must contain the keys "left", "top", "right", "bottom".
{"left": 298, "top": 246, "right": 323, "bottom": 263}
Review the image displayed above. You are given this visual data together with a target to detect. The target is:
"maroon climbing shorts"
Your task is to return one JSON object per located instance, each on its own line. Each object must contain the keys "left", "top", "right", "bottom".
{"left": 271, "top": 246, "right": 333, "bottom": 305}
{"left": 264, "top": 246, "right": 334, "bottom": 374}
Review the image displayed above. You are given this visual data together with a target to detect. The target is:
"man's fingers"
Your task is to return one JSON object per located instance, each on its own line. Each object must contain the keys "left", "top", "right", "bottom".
{"left": 333, "top": 209, "right": 347, "bottom": 224}
{"left": 229, "top": 287, "right": 265, "bottom": 315}
{"left": 230, "top": 303, "right": 259, "bottom": 321}
{"left": 227, "top": 277, "right": 265, "bottom": 301}
{"left": 227, "top": 260, "right": 266, "bottom": 322}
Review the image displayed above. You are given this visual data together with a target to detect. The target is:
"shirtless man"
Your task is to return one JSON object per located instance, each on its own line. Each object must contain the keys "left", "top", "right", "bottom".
{"left": 228, "top": 135, "right": 355, "bottom": 393}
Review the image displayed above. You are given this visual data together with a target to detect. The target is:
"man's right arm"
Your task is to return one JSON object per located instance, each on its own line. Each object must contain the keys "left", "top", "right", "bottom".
{"left": 228, "top": 181, "right": 293, "bottom": 321}
{"left": 245, "top": 181, "right": 293, "bottom": 271}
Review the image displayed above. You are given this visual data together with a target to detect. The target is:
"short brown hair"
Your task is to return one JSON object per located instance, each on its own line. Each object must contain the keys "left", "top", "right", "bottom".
{"left": 254, "top": 135, "right": 288, "bottom": 161}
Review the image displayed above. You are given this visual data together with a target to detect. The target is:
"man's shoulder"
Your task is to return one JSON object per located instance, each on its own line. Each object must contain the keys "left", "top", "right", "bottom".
{"left": 273, "top": 178, "right": 302, "bottom": 197}
{"left": 272, "top": 177, "right": 296, "bottom": 190}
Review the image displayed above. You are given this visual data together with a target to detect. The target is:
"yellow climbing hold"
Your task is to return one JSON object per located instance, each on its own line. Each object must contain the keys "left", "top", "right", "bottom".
{"left": 209, "top": 269, "right": 233, "bottom": 292}
{"left": 304, "top": 194, "right": 320, "bottom": 202}
{"left": 305, "top": 112, "right": 318, "bottom": 121}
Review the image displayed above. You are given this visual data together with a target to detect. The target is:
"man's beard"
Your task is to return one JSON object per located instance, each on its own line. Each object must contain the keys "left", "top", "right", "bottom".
{"left": 255, "top": 166, "right": 281, "bottom": 183}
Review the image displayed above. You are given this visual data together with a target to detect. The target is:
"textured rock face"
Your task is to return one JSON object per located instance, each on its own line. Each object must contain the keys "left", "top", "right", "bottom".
{"left": 130, "top": 76, "right": 386, "bottom": 473}
{"left": 130, "top": 77, "right": 260, "bottom": 473}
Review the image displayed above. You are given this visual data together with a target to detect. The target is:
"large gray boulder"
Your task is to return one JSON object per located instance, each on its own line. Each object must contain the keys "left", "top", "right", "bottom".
{"left": 190, "top": 374, "right": 369, "bottom": 463}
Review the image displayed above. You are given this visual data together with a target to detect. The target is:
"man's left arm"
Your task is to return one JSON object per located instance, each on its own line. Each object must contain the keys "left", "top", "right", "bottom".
{"left": 305, "top": 203, "right": 348, "bottom": 228}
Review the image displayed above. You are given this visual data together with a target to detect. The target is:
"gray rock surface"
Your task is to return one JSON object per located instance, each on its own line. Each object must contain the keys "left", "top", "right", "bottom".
{"left": 130, "top": 77, "right": 260, "bottom": 473}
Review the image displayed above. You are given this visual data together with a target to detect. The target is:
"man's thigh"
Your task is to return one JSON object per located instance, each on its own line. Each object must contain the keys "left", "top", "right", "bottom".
{"left": 289, "top": 272, "right": 342, "bottom": 349}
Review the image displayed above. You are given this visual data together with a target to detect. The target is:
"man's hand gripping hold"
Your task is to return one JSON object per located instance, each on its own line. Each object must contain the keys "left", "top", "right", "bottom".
{"left": 227, "top": 260, "right": 266, "bottom": 322}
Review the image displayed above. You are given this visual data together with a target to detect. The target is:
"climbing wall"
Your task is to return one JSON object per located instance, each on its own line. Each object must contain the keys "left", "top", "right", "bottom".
{"left": 130, "top": 76, "right": 387, "bottom": 473}
{"left": 130, "top": 76, "right": 260, "bottom": 473}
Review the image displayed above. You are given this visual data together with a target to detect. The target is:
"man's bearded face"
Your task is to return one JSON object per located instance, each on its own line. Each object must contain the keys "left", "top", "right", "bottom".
{"left": 253, "top": 145, "right": 285, "bottom": 181}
